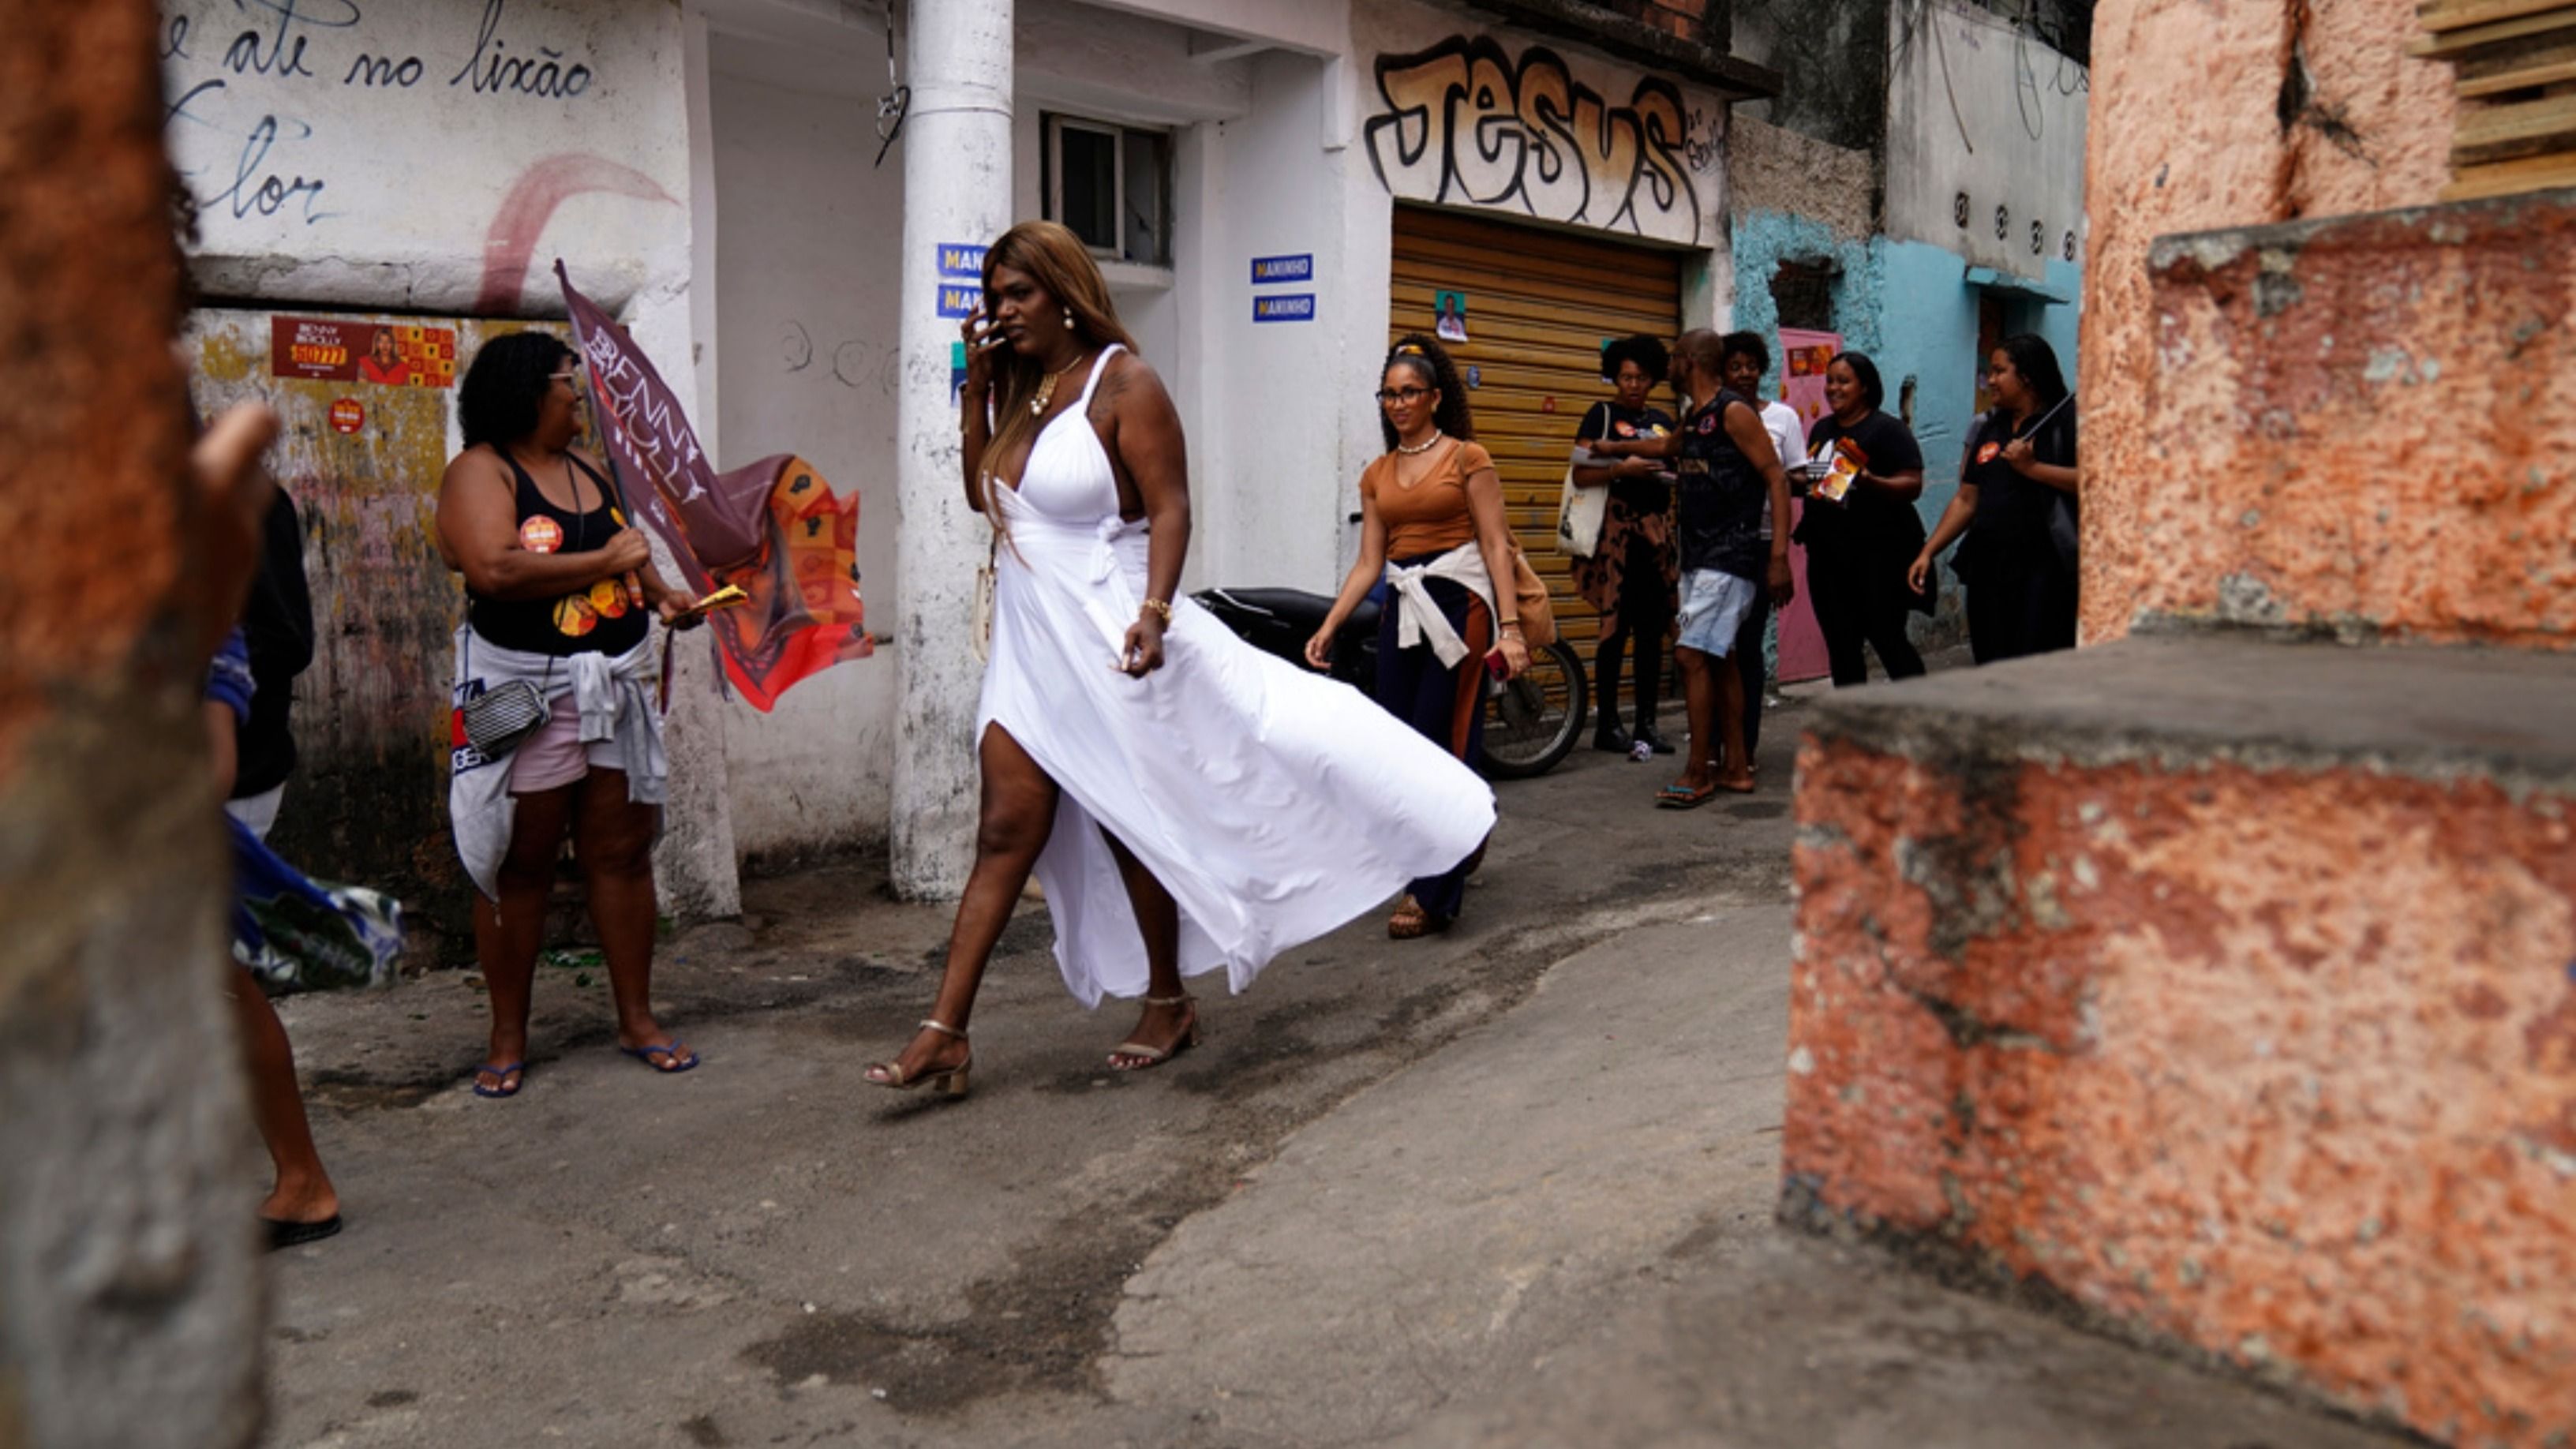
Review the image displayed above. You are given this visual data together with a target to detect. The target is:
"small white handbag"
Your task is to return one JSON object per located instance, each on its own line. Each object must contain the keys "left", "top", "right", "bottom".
{"left": 1556, "top": 453, "right": 1608, "bottom": 559}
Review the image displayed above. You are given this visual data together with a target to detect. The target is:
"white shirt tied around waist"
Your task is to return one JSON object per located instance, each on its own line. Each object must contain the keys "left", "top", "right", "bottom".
{"left": 447, "top": 622, "right": 668, "bottom": 901}
{"left": 1383, "top": 541, "right": 1498, "bottom": 668}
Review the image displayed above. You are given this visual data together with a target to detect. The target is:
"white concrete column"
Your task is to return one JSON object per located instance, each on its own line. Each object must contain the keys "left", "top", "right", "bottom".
{"left": 890, "top": 0, "right": 1015, "bottom": 900}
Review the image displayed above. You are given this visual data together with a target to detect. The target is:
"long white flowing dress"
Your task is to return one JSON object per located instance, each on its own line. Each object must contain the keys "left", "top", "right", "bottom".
{"left": 979, "top": 346, "right": 1497, "bottom": 1007}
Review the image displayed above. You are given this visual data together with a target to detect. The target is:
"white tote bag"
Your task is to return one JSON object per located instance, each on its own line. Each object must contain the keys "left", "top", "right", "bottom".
{"left": 1556, "top": 453, "right": 1608, "bottom": 559}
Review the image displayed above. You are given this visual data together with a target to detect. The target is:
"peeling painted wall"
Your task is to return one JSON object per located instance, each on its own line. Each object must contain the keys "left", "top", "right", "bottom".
{"left": 182, "top": 309, "right": 579, "bottom": 951}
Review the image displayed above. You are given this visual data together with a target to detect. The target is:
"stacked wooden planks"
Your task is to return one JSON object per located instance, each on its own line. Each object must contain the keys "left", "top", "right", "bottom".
{"left": 2413, "top": 0, "right": 2576, "bottom": 199}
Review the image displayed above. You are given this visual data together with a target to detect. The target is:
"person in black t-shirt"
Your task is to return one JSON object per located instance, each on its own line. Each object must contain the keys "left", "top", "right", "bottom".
{"left": 1912, "top": 334, "right": 2080, "bottom": 663}
{"left": 1569, "top": 335, "right": 1679, "bottom": 754}
{"left": 1589, "top": 331, "right": 1793, "bottom": 806}
{"left": 1797, "top": 350, "right": 1930, "bottom": 686}
{"left": 436, "top": 332, "right": 702, "bottom": 1100}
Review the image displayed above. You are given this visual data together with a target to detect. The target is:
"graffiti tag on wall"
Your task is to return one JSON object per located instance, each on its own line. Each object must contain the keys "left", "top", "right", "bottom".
{"left": 1365, "top": 39, "right": 1702, "bottom": 246}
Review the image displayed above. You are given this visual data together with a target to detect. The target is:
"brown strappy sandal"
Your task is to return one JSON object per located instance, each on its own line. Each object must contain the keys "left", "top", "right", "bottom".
{"left": 864, "top": 1018, "right": 972, "bottom": 1098}
{"left": 1109, "top": 994, "right": 1201, "bottom": 1072}
{"left": 1387, "top": 895, "right": 1453, "bottom": 940}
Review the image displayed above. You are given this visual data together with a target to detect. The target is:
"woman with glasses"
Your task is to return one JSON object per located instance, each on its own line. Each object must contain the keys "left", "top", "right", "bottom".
{"left": 1305, "top": 334, "right": 1529, "bottom": 938}
{"left": 435, "top": 331, "right": 704, "bottom": 1100}
{"left": 1911, "top": 334, "right": 2080, "bottom": 663}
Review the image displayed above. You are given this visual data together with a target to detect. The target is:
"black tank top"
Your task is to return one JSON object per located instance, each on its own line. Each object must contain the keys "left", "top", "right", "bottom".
{"left": 466, "top": 450, "right": 653, "bottom": 657}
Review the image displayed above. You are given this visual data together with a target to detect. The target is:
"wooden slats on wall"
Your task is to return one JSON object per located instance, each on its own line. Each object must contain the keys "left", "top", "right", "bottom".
{"left": 2413, "top": 0, "right": 2576, "bottom": 198}
{"left": 1387, "top": 205, "right": 1683, "bottom": 655}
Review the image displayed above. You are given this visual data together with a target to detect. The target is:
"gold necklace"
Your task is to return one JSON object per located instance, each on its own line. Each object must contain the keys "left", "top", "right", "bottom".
{"left": 1028, "top": 350, "right": 1092, "bottom": 417}
{"left": 1394, "top": 429, "right": 1443, "bottom": 455}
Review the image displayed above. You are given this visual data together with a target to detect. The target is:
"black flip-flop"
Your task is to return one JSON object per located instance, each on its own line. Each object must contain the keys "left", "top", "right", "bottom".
{"left": 264, "top": 1214, "right": 343, "bottom": 1252}
{"left": 1655, "top": 782, "right": 1719, "bottom": 810}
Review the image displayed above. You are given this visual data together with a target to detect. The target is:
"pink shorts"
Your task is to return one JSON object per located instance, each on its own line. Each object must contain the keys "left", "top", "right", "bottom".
{"left": 509, "top": 693, "right": 628, "bottom": 795}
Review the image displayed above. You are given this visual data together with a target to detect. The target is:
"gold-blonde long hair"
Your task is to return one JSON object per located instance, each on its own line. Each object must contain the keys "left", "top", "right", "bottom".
{"left": 979, "top": 221, "right": 1140, "bottom": 526}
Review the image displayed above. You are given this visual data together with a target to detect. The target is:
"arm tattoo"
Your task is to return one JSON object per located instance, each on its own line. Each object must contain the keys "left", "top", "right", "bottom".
{"left": 1087, "top": 360, "right": 1131, "bottom": 426}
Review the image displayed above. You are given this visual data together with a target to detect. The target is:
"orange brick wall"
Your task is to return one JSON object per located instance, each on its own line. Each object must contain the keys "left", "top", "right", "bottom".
{"left": 1787, "top": 735, "right": 2576, "bottom": 1443}
{"left": 2080, "top": 0, "right": 2459, "bottom": 643}
{"left": 2119, "top": 195, "right": 2576, "bottom": 647}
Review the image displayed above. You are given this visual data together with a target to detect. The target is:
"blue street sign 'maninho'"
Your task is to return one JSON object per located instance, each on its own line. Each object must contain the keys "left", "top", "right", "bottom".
{"left": 1251, "top": 253, "right": 1313, "bottom": 285}
{"left": 938, "top": 243, "right": 987, "bottom": 279}
{"left": 1253, "top": 294, "right": 1316, "bottom": 323}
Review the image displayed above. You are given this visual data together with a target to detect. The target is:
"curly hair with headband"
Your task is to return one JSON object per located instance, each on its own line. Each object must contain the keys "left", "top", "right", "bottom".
{"left": 1378, "top": 333, "right": 1475, "bottom": 455}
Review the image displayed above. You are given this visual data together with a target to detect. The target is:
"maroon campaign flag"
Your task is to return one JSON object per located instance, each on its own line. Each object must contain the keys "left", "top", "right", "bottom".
{"left": 557, "top": 262, "right": 874, "bottom": 710}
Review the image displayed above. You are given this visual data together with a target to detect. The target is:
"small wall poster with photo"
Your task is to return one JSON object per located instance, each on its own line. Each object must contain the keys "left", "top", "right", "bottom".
{"left": 1433, "top": 290, "right": 1469, "bottom": 344}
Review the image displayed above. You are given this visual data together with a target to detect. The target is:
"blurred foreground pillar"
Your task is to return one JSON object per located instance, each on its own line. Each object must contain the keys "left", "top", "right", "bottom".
{"left": 0, "top": 3, "right": 265, "bottom": 1445}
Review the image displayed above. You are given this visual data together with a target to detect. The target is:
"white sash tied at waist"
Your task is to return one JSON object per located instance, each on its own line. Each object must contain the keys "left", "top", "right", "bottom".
{"left": 1383, "top": 541, "right": 1499, "bottom": 668}
{"left": 447, "top": 624, "right": 666, "bottom": 901}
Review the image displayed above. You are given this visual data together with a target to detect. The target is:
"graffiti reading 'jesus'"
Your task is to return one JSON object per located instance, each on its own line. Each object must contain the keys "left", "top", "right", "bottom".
{"left": 1365, "top": 39, "right": 1702, "bottom": 246}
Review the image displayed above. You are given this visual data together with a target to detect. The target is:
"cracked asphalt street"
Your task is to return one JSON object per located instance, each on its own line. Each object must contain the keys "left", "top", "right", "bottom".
{"left": 256, "top": 692, "right": 2412, "bottom": 1449}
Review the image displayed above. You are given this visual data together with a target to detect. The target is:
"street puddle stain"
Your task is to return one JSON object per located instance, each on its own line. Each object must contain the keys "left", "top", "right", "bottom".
{"left": 743, "top": 1210, "right": 1159, "bottom": 1413}
{"left": 305, "top": 1071, "right": 444, "bottom": 1112}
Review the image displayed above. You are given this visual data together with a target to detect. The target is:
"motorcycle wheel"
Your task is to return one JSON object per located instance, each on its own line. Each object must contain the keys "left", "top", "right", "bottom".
{"left": 1479, "top": 638, "right": 1588, "bottom": 780}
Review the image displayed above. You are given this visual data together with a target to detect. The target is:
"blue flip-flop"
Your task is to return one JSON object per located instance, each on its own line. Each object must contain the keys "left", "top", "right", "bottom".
{"left": 472, "top": 1061, "right": 526, "bottom": 1099}
{"left": 620, "top": 1041, "right": 700, "bottom": 1074}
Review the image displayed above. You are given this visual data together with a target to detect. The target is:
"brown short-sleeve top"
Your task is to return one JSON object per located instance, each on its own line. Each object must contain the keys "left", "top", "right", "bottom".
{"left": 1361, "top": 440, "right": 1496, "bottom": 560}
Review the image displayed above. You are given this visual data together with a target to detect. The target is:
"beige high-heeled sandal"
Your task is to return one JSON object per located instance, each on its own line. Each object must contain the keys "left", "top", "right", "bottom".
{"left": 866, "top": 1018, "right": 972, "bottom": 1097}
{"left": 1109, "top": 994, "right": 1201, "bottom": 1071}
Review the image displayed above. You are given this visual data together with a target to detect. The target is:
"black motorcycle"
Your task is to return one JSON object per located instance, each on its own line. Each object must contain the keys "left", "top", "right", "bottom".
{"left": 1193, "top": 586, "right": 1588, "bottom": 780}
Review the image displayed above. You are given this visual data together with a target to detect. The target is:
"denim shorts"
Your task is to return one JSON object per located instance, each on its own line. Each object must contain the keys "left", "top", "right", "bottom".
{"left": 1674, "top": 569, "right": 1759, "bottom": 657}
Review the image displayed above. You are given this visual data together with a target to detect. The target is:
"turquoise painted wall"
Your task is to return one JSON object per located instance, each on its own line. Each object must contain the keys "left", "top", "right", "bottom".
{"left": 1729, "top": 208, "right": 1881, "bottom": 379}
{"left": 1729, "top": 221, "right": 2083, "bottom": 511}
{"left": 1731, "top": 212, "right": 2083, "bottom": 654}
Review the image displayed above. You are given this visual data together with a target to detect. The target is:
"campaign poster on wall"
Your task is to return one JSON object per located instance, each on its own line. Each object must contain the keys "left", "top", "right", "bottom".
{"left": 1772, "top": 328, "right": 1843, "bottom": 683}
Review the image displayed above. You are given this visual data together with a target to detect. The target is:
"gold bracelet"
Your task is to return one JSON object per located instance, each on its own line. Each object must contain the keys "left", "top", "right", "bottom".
{"left": 1140, "top": 597, "right": 1174, "bottom": 624}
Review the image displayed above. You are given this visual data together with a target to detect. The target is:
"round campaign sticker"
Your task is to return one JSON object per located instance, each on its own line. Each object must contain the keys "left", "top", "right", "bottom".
{"left": 1975, "top": 441, "right": 2003, "bottom": 465}
{"left": 588, "top": 578, "right": 629, "bottom": 618}
{"left": 519, "top": 516, "right": 564, "bottom": 554}
{"left": 328, "top": 399, "right": 365, "bottom": 434}
{"left": 552, "top": 594, "right": 598, "bottom": 637}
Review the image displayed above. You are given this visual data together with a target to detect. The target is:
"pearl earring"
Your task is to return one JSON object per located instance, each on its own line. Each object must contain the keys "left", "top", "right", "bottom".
{"left": 1062, "top": 309, "right": 1076, "bottom": 331}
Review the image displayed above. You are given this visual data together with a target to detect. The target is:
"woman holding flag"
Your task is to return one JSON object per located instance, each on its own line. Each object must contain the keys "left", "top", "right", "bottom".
{"left": 436, "top": 331, "right": 704, "bottom": 1099}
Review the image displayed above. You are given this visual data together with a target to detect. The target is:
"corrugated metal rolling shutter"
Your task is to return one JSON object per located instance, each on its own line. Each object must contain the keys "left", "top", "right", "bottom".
{"left": 1387, "top": 204, "right": 1684, "bottom": 660}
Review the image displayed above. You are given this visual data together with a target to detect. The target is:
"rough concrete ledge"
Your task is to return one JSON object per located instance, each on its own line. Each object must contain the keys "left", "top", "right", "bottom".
{"left": 1786, "top": 635, "right": 2576, "bottom": 1446}
{"left": 1802, "top": 633, "right": 2576, "bottom": 796}
{"left": 2146, "top": 183, "right": 2576, "bottom": 276}
{"left": 2099, "top": 185, "right": 2576, "bottom": 650}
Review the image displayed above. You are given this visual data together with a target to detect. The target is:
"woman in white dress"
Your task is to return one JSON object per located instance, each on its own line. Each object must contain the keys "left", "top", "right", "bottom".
{"left": 865, "top": 222, "right": 1495, "bottom": 1094}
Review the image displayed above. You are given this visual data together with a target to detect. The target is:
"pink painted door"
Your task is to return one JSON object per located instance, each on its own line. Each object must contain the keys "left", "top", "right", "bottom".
{"left": 1773, "top": 328, "right": 1841, "bottom": 683}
